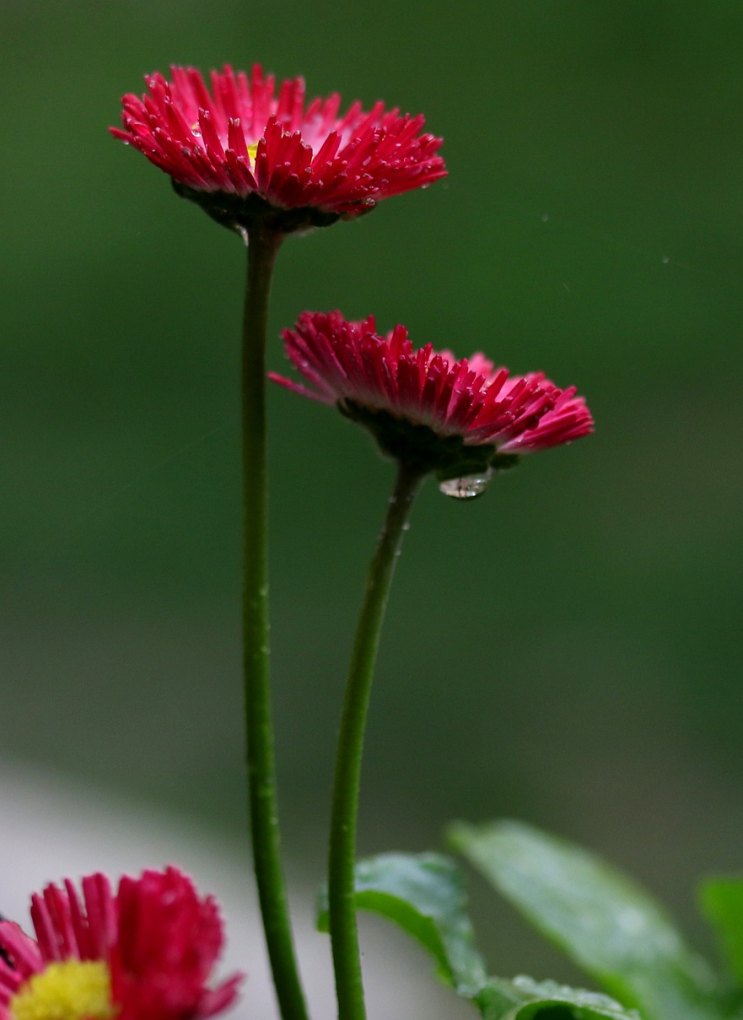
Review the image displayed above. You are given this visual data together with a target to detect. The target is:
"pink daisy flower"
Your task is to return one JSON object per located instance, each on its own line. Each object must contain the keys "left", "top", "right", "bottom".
{"left": 0, "top": 867, "right": 242, "bottom": 1020}
{"left": 111, "top": 64, "right": 446, "bottom": 233}
{"left": 270, "top": 311, "right": 593, "bottom": 494}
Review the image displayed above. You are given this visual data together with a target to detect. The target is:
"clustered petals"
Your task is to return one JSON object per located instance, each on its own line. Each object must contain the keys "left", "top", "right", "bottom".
{"left": 111, "top": 64, "right": 446, "bottom": 224}
{"left": 0, "top": 868, "right": 241, "bottom": 1020}
{"left": 270, "top": 311, "right": 593, "bottom": 473}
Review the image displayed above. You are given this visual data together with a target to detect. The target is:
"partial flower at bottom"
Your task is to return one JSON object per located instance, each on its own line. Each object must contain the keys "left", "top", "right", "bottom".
{"left": 270, "top": 311, "right": 594, "bottom": 486}
{"left": 0, "top": 867, "right": 242, "bottom": 1020}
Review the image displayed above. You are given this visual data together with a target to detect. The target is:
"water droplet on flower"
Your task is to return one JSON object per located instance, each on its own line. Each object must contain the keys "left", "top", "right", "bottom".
{"left": 438, "top": 469, "right": 493, "bottom": 500}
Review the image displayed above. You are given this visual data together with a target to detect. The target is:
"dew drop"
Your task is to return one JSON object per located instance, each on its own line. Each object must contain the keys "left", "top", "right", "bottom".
{"left": 438, "top": 468, "right": 494, "bottom": 500}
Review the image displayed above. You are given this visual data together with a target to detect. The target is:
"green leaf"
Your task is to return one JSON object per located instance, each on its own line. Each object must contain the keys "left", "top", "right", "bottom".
{"left": 476, "top": 975, "right": 641, "bottom": 1020}
{"left": 700, "top": 877, "right": 743, "bottom": 985}
{"left": 316, "top": 852, "right": 488, "bottom": 996}
{"left": 317, "top": 849, "right": 645, "bottom": 1020}
{"left": 450, "top": 820, "right": 722, "bottom": 1020}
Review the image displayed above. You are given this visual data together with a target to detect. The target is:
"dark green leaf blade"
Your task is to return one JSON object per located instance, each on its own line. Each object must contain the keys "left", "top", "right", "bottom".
{"left": 700, "top": 877, "right": 743, "bottom": 985}
{"left": 477, "top": 975, "right": 641, "bottom": 1020}
{"left": 316, "top": 851, "right": 488, "bottom": 996}
{"left": 317, "top": 850, "right": 647, "bottom": 1020}
{"left": 450, "top": 820, "right": 722, "bottom": 1020}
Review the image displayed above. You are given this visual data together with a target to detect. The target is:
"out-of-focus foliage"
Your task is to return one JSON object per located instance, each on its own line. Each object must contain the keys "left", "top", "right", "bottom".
{"left": 451, "top": 821, "right": 725, "bottom": 1020}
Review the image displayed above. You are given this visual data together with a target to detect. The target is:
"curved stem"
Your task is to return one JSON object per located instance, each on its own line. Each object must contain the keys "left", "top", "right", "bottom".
{"left": 328, "top": 461, "right": 424, "bottom": 1020}
{"left": 242, "top": 223, "right": 309, "bottom": 1020}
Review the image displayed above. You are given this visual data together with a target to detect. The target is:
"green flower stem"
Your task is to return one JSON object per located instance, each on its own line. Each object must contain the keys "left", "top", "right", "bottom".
{"left": 328, "top": 461, "right": 424, "bottom": 1020}
{"left": 242, "top": 222, "right": 309, "bottom": 1020}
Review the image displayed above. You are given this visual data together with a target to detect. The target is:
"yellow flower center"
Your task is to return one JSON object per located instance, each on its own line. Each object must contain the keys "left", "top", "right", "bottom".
{"left": 10, "top": 961, "right": 114, "bottom": 1020}
{"left": 247, "top": 142, "right": 259, "bottom": 163}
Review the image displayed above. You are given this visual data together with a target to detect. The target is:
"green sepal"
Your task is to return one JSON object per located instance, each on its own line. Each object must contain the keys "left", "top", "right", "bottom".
{"left": 340, "top": 400, "right": 519, "bottom": 479}
{"left": 172, "top": 181, "right": 342, "bottom": 235}
{"left": 437, "top": 452, "right": 520, "bottom": 483}
{"left": 449, "top": 820, "right": 724, "bottom": 1020}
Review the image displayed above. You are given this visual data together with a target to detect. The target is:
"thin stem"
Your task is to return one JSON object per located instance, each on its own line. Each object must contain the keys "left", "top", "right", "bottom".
{"left": 242, "top": 222, "right": 309, "bottom": 1020}
{"left": 328, "top": 461, "right": 424, "bottom": 1020}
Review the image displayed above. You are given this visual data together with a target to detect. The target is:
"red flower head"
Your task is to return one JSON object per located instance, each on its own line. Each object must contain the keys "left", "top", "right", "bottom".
{"left": 111, "top": 64, "right": 446, "bottom": 235}
{"left": 0, "top": 868, "right": 242, "bottom": 1020}
{"left": 270, "top": 311, "right": 594, "bottom": 497}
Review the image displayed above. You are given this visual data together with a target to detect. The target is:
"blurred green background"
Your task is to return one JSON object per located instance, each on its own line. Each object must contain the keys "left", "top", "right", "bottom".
{"left": 2, "top": 0, "right": 743, "bottom": 991}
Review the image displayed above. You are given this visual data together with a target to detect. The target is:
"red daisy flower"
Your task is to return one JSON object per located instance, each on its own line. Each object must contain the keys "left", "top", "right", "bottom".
{"left": 0, "top": 868, "right": 242, "bottom": 1020}
{"left": 111, "top": 64, "right": 446, "bottom": 233}
{"left": 270, "top": 311, "right": 593, "bottom": 493}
